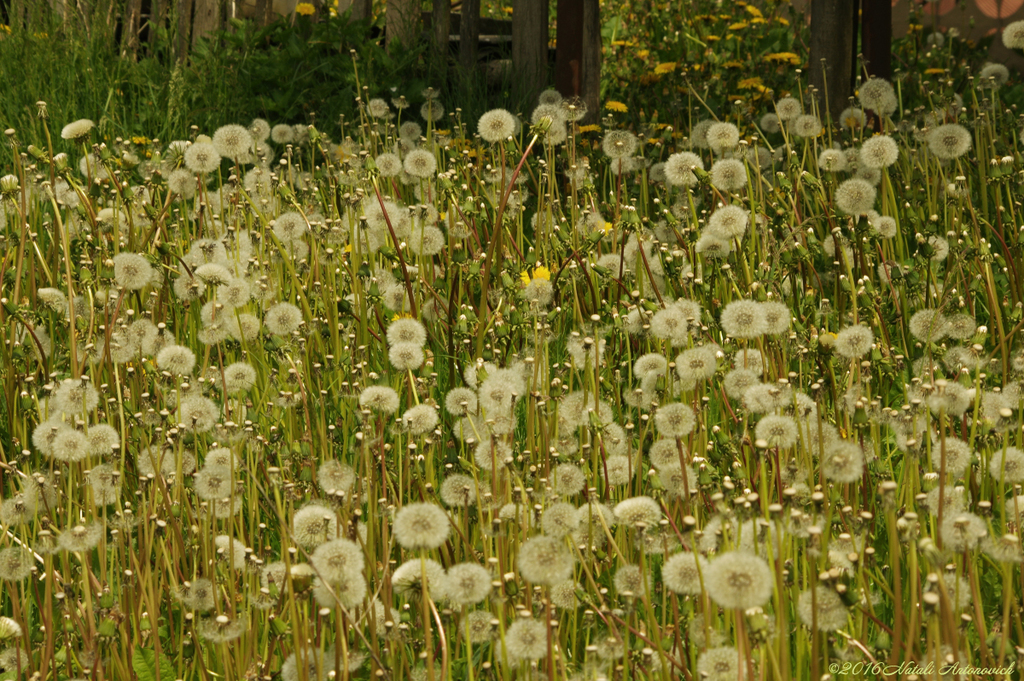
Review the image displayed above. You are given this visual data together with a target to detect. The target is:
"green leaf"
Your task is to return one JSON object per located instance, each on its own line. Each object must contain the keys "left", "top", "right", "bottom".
{"left": 132, "top": 646, "right": 174, "bottom": 681}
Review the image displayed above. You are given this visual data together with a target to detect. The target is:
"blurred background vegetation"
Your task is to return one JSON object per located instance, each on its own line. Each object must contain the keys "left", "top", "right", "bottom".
{"left": 0, "top": 0, "right": 1019, "bottom": 162}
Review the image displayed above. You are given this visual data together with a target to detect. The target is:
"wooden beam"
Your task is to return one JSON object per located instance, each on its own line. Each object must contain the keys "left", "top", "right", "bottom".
{"left": 861, "top": 0, "right": 892, "bottom": 80}
{"left": 176, "top": 0, "right": 194, "bottom": 60}
{"left": 512, "top": 0, "right": 548, "bottom": 101}
{"left": 554, "top": 0, "right": 583, "bottom": 100}
{"left": 386, "top": 0, "right": 418, "bottom": 50}
{"left": 433, "top": 0, "right": 452, "bottom": 64}
{"left": 460, "top": 0, "right": 480, "bottom": 71}
{"left": 192, "top": 0, "right": 222, "bottom": 46}
{"left": 580, "top": 0, "right": 600, "bottom": 122}
{"left": 809, "top": 0, "right": 855, "bottom": 122}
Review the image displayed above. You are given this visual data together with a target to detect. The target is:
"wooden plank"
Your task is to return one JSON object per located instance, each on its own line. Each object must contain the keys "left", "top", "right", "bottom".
{"left": 862, "top": 0, "right": 892, "bottom": 80}
{"left": 460, "top": 0, "right": 480, "bottom": 70}
{"left": 176, "top": 0, "right": 195, "bottom": 60}
{"left": 554, "top": 0, "right": 583, "bottom": 99}
{"left": 192, "top": 0, "right": 222, "bottom": 45}
{"left": 580, "top": 0, "right": 600, "bottom": 122}
{"left": 809, "top": 0, "right": 855, "bottom": 122}
{"left": 512, "top": 0, "right": 548, "bottom": 100}
{"left": 387, "top": 0, "right": 418, "bottom": 49}
{"left": 433, "top": 0, "right": 452, "bottom": 61}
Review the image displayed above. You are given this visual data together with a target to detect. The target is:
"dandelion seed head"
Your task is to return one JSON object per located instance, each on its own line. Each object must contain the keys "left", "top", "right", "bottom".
{"left": 664, "top": 151, "right": 703, "bottom": 187}
{"left": 0, "top": 548, "right": 32, "bottom": 582}
{"left": 444, "top": 563, "right": 492, "bottom": 606}
{"left": 721, "top": 299, "right": 768, "bottom": 339}
{"left": 394, "top": 502, "right": 450, "bottom": 550}
{"left": 614, "top": 496, "right": 662, "bottom": 527}
{"left": 503, "top": 618, "right": 548, "bottom": 663}
{"left": 709, "top": 158, "right": 747, "bottom": 192}
{"left": 706, "top": 204, "right": 748, "bottom": 240}
{"left": 264, "top": 302, "right": 303, "bottom": 336}
{"left": 517, "top": 535, "right": 575, "bottom": 585}
{"left": 310, "top": 537, "right": 364, "bottom": 584}
{"left": 822, "top": 440, "right": 865, "bottom": 483}
{"left": 440, "top": 474, "right": 477, "bottom": 507}
{"left": 834, "top": 324, "right": 874, "bottom": 359}
{"left": 818, "top": 148, "right": 847, "bottom": 172}
{"left": 602, "top": 130, "right": 639, "bottom": 159}
{"left": 704, "top": 551, "right": 773, "bottom": 610}
{"left": 792, "top": 114, "right": 822, "bottom": 138}
{"left": 928, "top": 124, "right": 972, "bottom": 160}
{"left": 835, "top": 178, "right": 877, "bottom": 215}
{"left": 909, "top": 309, "right": 948, "bottom": 342}
{"left": 462, "top": 610, "right": 496, "bottom": 642}
{"left": 293, "top": 503, "right": 337, "bottom": 549}
{"left": 775, "top": 97, "right": 802, "bottom": 121}
{"left": 797, "top": 587, "right": 849, "bottom": 631}
{"left": 404, "top": 149, "right": 437, "bottom": 178}
{"left": 705, "top": 122, "right": 739, "bottom": 152}
{"left": 989, "top": 446, "right": 1024, "bottom": 483}
{"left": 212, "top": 124, "right": 253, "bottom": 159}
{"left": 860, "top": 135, "right": 899, "bottom": 168}
{"left": 61, "top": 118, "right": 95, "bottom": 141}
{"left": 859, "top": 77, "right": 898, "bottom": 115}
{"left": 661, "top": 551, "right": 707, "bottom": 595}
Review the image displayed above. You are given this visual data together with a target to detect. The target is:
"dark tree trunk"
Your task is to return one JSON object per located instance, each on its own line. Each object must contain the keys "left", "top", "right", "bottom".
{"left": 579, "top": 0, "right": 600, "bottom": 123}
{"left": 176, "top": 0, "right": 194, "bottom": 60}
{"left": 386, "top": 0, "right": 418, "bottom": 50}
{"left": 191, "top": 0, "right": 220, "bottom": 46}
{"left": 512, "top": 0, "right": 548, "bottom": 103}
{"left": 432, "top": 0, "right": 451, "bottom": 67}
{"left": 809, "top": 0, "right": 856, "bottom": 123}
{"left": 351, "top": 0, "right": 371, "bottom": 20}
{"left": 459, "top": 0, "right": 480, "bottom": 72}
{"left": 554, "top": 0, "right": 583, "bottom": 99}
{"left": 861, "top": 0, "right": 892, "bottom": 80}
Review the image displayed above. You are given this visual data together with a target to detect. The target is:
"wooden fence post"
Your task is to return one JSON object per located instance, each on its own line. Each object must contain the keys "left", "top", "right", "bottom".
{"left": 512, "top": 0, "right": 549, "bottom": 102}
{"left": 862, "top": 0, "right": 892, "bottom": 80}
{"left": 176, "top": 0, "right": 195, "bottom": 60}
{"left": 387, "top": 0, "right": 418, "bottom": 50}
{"left": 809, "top": 0, "right": 855, "bottom": 122}
{"left": 580, "top": 0, "right": 600, "bottom": 121}
{"left": 460, "top": 0, "right": 480, "bottom": 72}
{"left": 432, "top": 0, "right": 451, "bottom": 64}
{"left": 192, "top": 0, "right": 221, "bottom": 45}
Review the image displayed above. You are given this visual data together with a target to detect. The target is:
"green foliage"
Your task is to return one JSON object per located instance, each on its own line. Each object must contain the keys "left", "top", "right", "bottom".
{"left": 131, "top": 647, "right": 174, "bottom": 681}
{"left": 179, "top": 13, "right": 424, "bottom": 137}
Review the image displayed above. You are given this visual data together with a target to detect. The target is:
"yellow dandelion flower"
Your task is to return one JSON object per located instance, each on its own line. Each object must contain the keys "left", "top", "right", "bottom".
{"left": 750, "top": 17, "right": 767, "bottom": 24}
{"left": 705, "top": 35, "right": 721, "bottom": 42}
{"left": 612, "top": 40, "right": 628, "bottom": 46}
{"left": 603, "top": 222, "right": 614, "bottom": 234}
{"left": 765, "top": 52, "right": 801, "bottom": 65}
{"left": 295, "top": 2, "right": 315, "bottom": 14}
{"left": 654, "top": 62, "right": 677, "bottom": 75}
{"left": 722, "top": 60, "right": 743, "bottom": 69}
{"left": 776, "top": 17, "right": 790, "bottom": 26}
{"left": 637, "top": 49, "right": 649, "bottom": 58}
{"left": 605, "top": 101, "right": 628, "bottom": 113}
{"left": 737, "top": 77, "right": 764, "bottom": 90}
{"left": 520, "top": 271, "right": 530, "bottom": 285}
{"left": 728, "top": 21, "right": 748, "bottom": 30}
{"left": 578, "top": 124, "right": 602, "bottom": 133}
{"left": 532, "top": 265, "right": 551, "bottom": 281}
{"left": 744, "top": 4, "right": 763, "bottom": 17}
{"left": 924, "top": 68, "right": 945, "bottom": 75}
